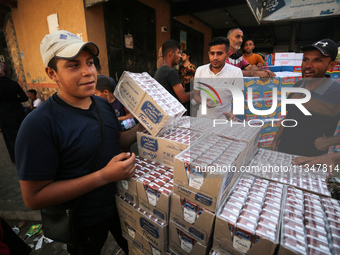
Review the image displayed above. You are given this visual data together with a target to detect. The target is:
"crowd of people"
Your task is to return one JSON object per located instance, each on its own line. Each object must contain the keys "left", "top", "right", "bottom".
{"left": 0, "top": 27, "right": 339, "bottom": 254}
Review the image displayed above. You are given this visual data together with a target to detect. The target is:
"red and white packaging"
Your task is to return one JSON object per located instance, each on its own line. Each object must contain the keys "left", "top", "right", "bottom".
{"left": 284, "top": 227, "right": 305, "bottom": 243}
{"left": 305, "top": 228, "right": 328, "bottom": 243}
{"left": 183, "top": 200, "right": 198, "bottom": 224}
{"left": 158, "top": 175, "right": 171, "bottom": 183}
{"left": 283, "top": 236, "right": 307, "bottom": 255}
{"left": 254, "top": 223, "right": 276, "bottom": 242}
{"left": 304, "top": 218, "right": 326, "bottom": 233}
{"left": 306, "top": 236, "right": 331, "bottom": 254}
{"left": 163, "top": 182, "right": 173, "bottom": 191}
{"left": 262, "top": 203, "right": 280, "bottom": 216}
{"left": 145, "top": 182, "right": 160, "bottom": 206}
{"left": 233, "top": 216, "right": 257, "bottom": 253}
{"left": 258, "top": 215, "right": 278, "bottom": 230}
{"left": 239, "top": 210, "right": 259, "bottom": 222}
{"left": 284, "top": 218, "right": 305, "bottom": 233}
{"left": 243, "top": 203, "right": 262, "bottom": 215}
{"left": 158, "top": 186, "right": 171, "bottom": 196}
{"left": 261, "top": 210, "right": 280, "bottom": 223}
{"left": 246, "top": 197, "right": 263, "bottom": 209}
{"left": 283, "top": 211, "right": 304, "bottom": 224}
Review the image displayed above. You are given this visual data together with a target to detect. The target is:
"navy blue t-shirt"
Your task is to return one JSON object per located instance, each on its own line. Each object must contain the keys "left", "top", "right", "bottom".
{"left": 16, "top": 94, "right": 122, "bottom": 227}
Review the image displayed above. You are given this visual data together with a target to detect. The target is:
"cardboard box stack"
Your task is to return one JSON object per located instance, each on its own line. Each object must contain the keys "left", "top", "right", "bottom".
{"left": 170, "top": 135, "right": 247, "bottom": 254}
{"left": 247, "top": 149, "right": 331, "bottom": 197}
{"left": 114, "top": 71, "right": 186, "bottom": 136}
{"left": 116, "top": 194, "right": 168, "bottom": 255}
{"left": 137, "top": 128, "right": 205, "bottom": 167}
{"left": 113, "top": 72, "right": 339, "bottom": 255}
{"left": 116, "top": 156, "right": 174, "bottom": 253}
{"left": 116, "top": 156, "right": 170, "bottom": 205}
{"left": 278, "top": 186, "right": 339, "bottom": 255}
{"left": 212, "top": 174, "right": 283, "bottom": 255}
{"left": 136, "top": 165, "right": 174, "bottom": 222}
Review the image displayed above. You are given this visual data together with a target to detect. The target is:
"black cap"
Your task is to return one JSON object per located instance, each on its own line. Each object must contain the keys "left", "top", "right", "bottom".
{"left": 301, "top": 39, "right": 338, "bottom": 61}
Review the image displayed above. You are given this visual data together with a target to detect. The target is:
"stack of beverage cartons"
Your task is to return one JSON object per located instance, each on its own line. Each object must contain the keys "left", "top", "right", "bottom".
{"left": 116, "top": 156, "right": 162, "bottom": 205}
{"left": 278, "top": 186, "right": 339, "bottom": 255}
{"left": 176, "top": 117, "right": 261, "bottom": 164}
{"left": 114, "top": 71, "right": 186, "bottom": 136}
{"left": 212, "top": 174, "right": 284, "bottom": 255}
{"left": 116, "top": 194, "right": 169, "bottom": 255}
{"left": 210, "top": 124, "right": 261, "bottom": 164}
{"left": 170, "top": 134, "right": 247, "bottom": 255}
{"left": 136, "top": 164, "right": 174, "bottom": 222}
{"left": 113, "top": 72, "right": 189, "bottom": 254}
{"left": 115, "top": 156, "right": 174, "bottom": 254}
{"left": 247, "top": 149, "right": 331, "bottom": 197}
{"left": 115, "top": 159, "right": 174, "bottom": 254}
{"left": 137, "top": 127, "right": 205, "bottom": 167}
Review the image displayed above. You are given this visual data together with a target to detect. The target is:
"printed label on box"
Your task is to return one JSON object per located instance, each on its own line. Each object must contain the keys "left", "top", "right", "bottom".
{"left": 141, "top": 101, "right": 163, "bottom": 124}
{"left": 139, "top": 218, "right": 160, "bottom": 239}
{"left": 141, "top": 136, "right": 159, "bottom": 152}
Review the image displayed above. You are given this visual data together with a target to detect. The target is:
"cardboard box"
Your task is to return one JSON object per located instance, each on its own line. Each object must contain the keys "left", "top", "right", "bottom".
{"left": 170, "top": 193, "right": 215, "bottom": 245}
{"left": 169, "top": 220, "right": 211, "bottom": 255}
{"left": 211, "top": 237, "right": 277, "bottom": 255}
{"left": 137, "top": 178, "right": 172, "bottom": 222}
{"left": 115, "top": 156, "right": 164, "bottom": 202}
{"left": 137, "top": 128, "right": 204, "bottom": 167}
{"left": 114, "top": 71, "right": 186, "bottom": 136}
{"left": 117, "top": 186, "right": 138, "bottom": 205}
{"left": 213, "top": 174, "right": 283, "bottom": 255}
{"left": 122, "top": 220, "right": 166, "bottom": 255}
{"left": 211, "top": 127, "right": 261, "bottom": 165}
{"left": 173, "top": 136, "right": 247, "bottom": 212}
{"left": 116, "top": 195, "right": 168, "bottom": 253}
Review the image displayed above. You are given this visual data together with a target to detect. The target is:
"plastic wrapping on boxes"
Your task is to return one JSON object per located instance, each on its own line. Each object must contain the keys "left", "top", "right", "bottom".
{"left": 213, "top": 174, "right": 283, "bottom": 255}
{"left": 174, "top": 134, "right": 247, "bottom": 212}
{"left": 247, "top": 149, "right": 331, "bottom": 197}
{"left": 137, "top": 127, "right": 204, "bottom": 167}
{"left": 114, "top": 71, "right": 186, "bottom": 136}
{"left": 278, "top": 186, "right": 339, "bottom": 255}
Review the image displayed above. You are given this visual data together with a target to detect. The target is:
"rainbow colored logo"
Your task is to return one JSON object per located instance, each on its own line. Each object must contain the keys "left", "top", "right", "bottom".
{"left": 197, "top": 82, "right": 222, "bottom": 106}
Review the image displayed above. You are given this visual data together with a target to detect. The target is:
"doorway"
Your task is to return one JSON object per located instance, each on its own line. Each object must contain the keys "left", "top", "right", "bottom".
{"left": 103, "top": 0, "right": 156, "bottom": 81}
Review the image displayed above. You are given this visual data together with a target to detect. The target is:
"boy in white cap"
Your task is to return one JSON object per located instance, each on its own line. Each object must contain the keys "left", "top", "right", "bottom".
{"left": 16, "top": 30, "right": 142, "bottom": 254}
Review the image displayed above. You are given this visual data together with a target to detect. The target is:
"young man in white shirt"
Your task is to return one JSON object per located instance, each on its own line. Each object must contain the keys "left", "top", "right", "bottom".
{"left": 193, "top": 36, "right": 244, "bottom": 120}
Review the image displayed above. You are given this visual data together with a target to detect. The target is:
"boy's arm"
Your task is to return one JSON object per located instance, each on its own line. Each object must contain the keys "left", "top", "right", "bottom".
{"left": 173, "top": 83, "right": 191, "bottom": 103}
{"left": 119, "top": 123, "right": 144, "bottom": 149}
{"left": 20, "top": 152, "right": 136, "bottom": 210}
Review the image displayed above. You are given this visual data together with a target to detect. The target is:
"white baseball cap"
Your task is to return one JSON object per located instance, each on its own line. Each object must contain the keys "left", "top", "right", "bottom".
{"left": 40, "top": 30, "right": 99, "bottom": 67}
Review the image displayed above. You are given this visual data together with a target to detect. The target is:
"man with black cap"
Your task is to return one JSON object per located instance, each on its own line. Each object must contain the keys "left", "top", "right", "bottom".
{"left": 16, "top": 30, "right": 143, "bottom": 254}
{"left": 270, "top": 38, "right": 340, "bottom": 157}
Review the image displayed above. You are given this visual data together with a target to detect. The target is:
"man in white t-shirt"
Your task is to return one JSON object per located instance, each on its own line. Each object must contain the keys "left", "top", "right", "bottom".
{"left": 27, "top": 89, "right": 43, "bottom": 110}
{"left": 193, "top": 36, "right": 244, "bottom": 119}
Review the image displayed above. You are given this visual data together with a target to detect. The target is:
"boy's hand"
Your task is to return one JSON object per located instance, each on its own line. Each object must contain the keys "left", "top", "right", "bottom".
{"left": 102, "top": 152, "right": 136, "bottom": 181}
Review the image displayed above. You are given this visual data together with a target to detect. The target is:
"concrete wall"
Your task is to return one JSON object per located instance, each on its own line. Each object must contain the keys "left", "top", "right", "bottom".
{"left": 85, "top": 4, "right": 110, "bottom": 76}
{"left": 8, "top": 0, "right": 211, "bottom": 100}
{"left": 139, "top": 0, "right": 212, "bottom": 64}
{"left": 11, "top": 0, "right": 88, "bottom": 100}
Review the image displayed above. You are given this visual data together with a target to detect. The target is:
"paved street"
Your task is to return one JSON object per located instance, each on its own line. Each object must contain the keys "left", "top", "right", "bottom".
{"left": 0, "top": 132, "right": 125, "bottom": 254}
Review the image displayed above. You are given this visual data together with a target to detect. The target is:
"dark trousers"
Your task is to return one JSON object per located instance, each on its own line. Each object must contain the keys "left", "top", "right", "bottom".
{"left": 67, "top": 213, "right": 128, "bottom": 255}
